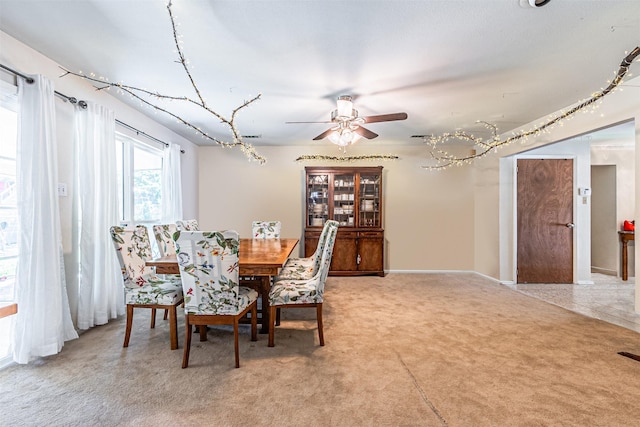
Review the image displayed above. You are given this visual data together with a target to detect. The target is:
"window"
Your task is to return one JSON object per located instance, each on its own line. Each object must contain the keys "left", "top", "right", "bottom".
{"left": 0, "top": 83, "right": 18, "bottom": 303}
{"left": 0, "top": 80, "right": 18, "bottom": 364}
{"left": 115, "top": 133, "right": 164, "bottom": 256}
{"left": 115, "top": 133, "right": 163, "bottom": 226}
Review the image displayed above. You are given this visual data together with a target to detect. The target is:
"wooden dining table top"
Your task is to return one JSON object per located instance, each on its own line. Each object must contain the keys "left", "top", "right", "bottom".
{"left": 146, "top": 237, "right": 299, "bottom": 276}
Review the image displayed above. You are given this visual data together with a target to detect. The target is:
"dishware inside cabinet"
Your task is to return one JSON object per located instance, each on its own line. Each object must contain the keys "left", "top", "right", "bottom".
{"left": 333, "top": 172, "right": 355, "bottom": 227}
{"left": 359, "top": 172, "right": 381, "bottom": 228}
{"left": 307, "top": 173, "right": 329, "bottom": 227}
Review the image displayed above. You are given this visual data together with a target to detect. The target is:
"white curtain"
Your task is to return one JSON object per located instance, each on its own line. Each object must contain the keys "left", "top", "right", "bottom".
{"left": 75, "top": 103, "right": 124, "bottom": 330}
{"left": 161, "top": 143, "right": 183, "bottom": 222}
{"left": 13, "top": 75, "right": 78, "bottom": 364}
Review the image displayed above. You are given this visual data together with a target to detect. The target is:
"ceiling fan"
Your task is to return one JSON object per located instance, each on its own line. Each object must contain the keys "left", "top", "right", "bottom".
{"left": 287, "top": 95, "right": 408, "bottom": 148}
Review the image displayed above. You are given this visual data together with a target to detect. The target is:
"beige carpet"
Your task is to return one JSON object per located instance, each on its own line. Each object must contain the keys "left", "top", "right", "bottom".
{"left": 2, "top": 273, "right": 640, "bottom": 426}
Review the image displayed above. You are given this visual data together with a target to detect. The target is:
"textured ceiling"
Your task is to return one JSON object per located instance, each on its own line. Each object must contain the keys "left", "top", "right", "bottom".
{"left": 0, "top": 0, "right": 639, "bottom": 150}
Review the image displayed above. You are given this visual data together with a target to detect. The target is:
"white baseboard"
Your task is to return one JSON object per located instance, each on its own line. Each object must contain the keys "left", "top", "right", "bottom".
{"left": 385, "top": 269, "right": 476, "bottom": 275}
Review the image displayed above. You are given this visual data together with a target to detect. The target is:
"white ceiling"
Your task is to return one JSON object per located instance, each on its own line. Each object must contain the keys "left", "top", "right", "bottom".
{"left": 1, "top": 0, "right": 639, "bottom": 151}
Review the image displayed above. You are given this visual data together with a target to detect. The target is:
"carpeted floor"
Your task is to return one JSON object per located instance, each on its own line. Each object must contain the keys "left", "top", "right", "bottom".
{"left": 2, "top": 273, "right": 640, "bottom": 426}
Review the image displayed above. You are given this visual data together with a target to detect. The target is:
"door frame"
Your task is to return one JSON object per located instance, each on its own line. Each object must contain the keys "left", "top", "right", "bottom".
{"left": 511, "top": 154, "right": 579, "bottom": 284}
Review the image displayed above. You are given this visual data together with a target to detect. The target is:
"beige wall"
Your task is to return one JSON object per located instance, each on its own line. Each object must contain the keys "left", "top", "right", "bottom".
{"left": 197, "top": 144, "right": 476, "bottom": 271}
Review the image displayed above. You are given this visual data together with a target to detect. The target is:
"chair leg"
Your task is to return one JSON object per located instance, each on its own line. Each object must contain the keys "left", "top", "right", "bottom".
{"left": 233, "top": 318, "right": 240, "bottom": 368}
{"left": 250, "top": 302, "right": 258, "bottom": 342}
{"left": 150, "top": 308, "right": 156, "bottom": 328}
{"left": 268, "top": 306, "right": 277, "bottom": 347}
{"left": 124, "top": 305, "right": 134, "bottom": 348}
{"left": 317, "top": 303, "right": 324, "bottom": 346}
{"left": 182, "top": 316, "right": 192, "bottom": 368}
{"left": 275, "top": 307, "right": 281, "bottom": 326}
{"left": 163, "top": 309, "right": 169, "bottom": 320}
{"left": 169, "top": 305, "right": 178, "bottom": 350}
{"left": 199, "top": 325, "right": 207, "bottom": 341}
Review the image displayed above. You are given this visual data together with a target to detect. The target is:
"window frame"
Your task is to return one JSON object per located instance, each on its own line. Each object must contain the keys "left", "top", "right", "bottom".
{"left": 115, "top": 131, "right": 164, "bottom": 227}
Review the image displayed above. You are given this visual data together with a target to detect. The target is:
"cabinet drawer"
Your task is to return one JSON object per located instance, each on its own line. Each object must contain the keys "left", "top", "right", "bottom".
{"left": 337, "top": 230, "right": 358, "bottom": 238}
{"left": 357, "top": 231, "right": 382, "bottom": 238}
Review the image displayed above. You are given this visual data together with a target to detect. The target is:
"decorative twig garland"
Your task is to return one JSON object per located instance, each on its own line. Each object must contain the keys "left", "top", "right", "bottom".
{"left": 61, "top": 0, "right": 266, "bottom": 164}
{"left": 295, "top": 154, "right": 399, "bottom": 163}
{"left": 423, "top": 46, "right": 640, "bottom": 170}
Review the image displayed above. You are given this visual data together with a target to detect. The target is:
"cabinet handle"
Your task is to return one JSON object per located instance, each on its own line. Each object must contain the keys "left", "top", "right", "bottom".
{"left": 357, "top": 254, "right": 361, "bottom": 265}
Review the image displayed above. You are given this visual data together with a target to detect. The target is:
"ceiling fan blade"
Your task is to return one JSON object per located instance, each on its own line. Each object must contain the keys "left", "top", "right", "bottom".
{"left": 363, "top": 112, "right": 408, "bottom": 123}
{"left": 312, "top": 128, "right": 336, "bottom": 140}
{"left": 285, "top": 120, "right": 332, "bottom": 124}
{"left": 355, "top": 126, "right": 378, "bottom": 139}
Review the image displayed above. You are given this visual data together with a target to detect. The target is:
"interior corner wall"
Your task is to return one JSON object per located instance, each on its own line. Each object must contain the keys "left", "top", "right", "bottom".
{"left": 0, "top": 30, "right": 199, "bottom": 324}
{"left": 197, "top": 144, "right": 476, "bottom": 272}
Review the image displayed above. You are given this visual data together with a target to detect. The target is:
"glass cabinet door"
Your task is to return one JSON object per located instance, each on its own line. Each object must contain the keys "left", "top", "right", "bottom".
{"left": 359, "top": 173, "right": 381, "bottom": 227}
{"left": 333, "top": 172, "right": 355, "bottom": 227}
{"left": 307, "top": 173, "right": 329, "bottom": 227}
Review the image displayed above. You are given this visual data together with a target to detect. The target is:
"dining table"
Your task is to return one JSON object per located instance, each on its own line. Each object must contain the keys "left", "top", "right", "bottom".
{"left": 146, "top": 237, "right": 299, "bottom": 333}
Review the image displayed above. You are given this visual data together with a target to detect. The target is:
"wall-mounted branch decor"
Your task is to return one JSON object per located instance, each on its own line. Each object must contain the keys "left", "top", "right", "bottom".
{"left": 296, "top": 154, "right": 399, "bottom": 163}
{"left": 423, "top": 46, "right": 640, "bottom": 170}
{"left": 61, "top": 0, "right": 266, "bottom": 164}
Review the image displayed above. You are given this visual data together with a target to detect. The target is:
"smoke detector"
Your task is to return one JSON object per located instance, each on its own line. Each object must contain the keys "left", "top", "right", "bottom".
{"left": 519, "top": 0, "right": 551, "bottom": 7}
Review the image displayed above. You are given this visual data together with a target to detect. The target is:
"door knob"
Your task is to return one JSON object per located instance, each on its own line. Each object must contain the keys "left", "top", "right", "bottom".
{"left": 565, "top": 223, "right": 575, "bottom": 228}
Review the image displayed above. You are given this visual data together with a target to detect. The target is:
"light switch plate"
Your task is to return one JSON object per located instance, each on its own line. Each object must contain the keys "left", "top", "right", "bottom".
{"left": 58, "top": 183, "right": 67, "bottom": 197}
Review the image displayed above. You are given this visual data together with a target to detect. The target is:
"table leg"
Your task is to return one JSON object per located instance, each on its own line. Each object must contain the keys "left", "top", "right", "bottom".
{"left": 260, "top": 276, "right": 271, "bottom": 333}
{"left": 621, "top": 239, "right": 628, "bottom": 281}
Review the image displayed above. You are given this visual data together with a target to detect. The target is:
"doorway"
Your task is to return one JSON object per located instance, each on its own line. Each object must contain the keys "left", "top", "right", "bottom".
{"left": 590, "top": 165, "right": 617, "bottom": 276}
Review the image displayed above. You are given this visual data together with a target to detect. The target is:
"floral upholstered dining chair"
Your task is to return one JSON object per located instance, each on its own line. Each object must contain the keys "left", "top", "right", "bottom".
{"left": 153, "top": 223, "right": 178, "bottom": 257}
{"left": 278, "top": 220, "right": 337, "bottom": 280}
{"left": 251, "top": 220, "right": 281, "bottom": 239}
{"left": 268, "top": 220, "right": 338, "bottom": 347}
{"left": 110, "top": 225, "right": 184, "bottom": 350}
{"left": 174, "top": 230, "right": 258, "bottom": 368}
{"left": 176, "top": 219, "right": 199, "bottom": 231}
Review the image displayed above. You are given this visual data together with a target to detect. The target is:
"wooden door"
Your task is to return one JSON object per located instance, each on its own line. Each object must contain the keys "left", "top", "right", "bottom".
{"left": 517, "top": 159, "right": 574, "bottom": 283}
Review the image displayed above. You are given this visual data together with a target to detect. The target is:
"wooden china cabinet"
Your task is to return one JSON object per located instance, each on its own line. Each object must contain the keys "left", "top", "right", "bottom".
{"left": 304, "top": 166, "right": 384, "bottom": 276}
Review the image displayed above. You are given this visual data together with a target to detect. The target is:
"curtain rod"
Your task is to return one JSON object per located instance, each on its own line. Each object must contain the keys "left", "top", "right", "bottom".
{"left": 1, "top": 63, "right": 87, "bottom": 108}
{"left": 116, "top": 119, "right": 185, "bottom": 153}
{"left": 1, "top": 62, "right": 184, "bottom": 154}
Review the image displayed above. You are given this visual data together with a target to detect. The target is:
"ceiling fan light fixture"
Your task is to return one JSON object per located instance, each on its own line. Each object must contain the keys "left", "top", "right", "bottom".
{"left": 328, "top": 128, "right": 362, "bottom": 147}
{"left": 336, "top": 95, "right": 355, "bottom": 119}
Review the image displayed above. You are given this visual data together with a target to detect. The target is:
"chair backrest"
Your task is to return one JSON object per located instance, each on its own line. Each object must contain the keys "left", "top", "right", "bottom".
{"left": 315, "top": 221, "right": 339, "bottom": 295}
{"left": 110, "top": 225, "right": 154, "bottom": 289}
{"left": 153, "top": 223, "right": 178, "bottom": 257}
{"left": 176, "top": 219, "right": 199, "bottom": 231}
{"left": 174, "top": 230, "right": 243, "bottom": 315}
{"left": 311, "top": 220, "right": 338, "bottom": 273}
{"left": 320, "top": 221, "right": 338, "bottom": 286}
{"left": 252, "top": 220, "right": 281, "bottom": 239}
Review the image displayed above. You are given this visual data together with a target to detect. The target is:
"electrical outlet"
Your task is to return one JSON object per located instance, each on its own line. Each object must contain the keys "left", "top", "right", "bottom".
{"left": 58, "top": 183, "right": 67, "bottom": 197}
